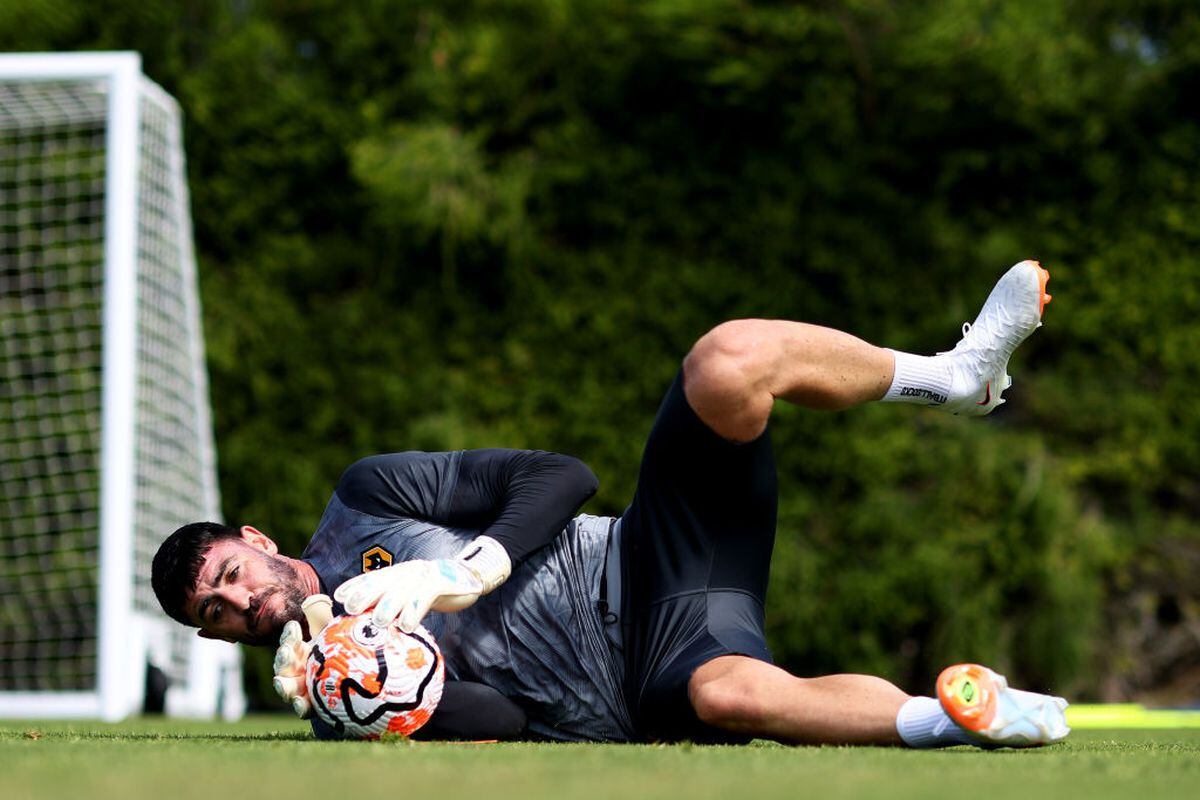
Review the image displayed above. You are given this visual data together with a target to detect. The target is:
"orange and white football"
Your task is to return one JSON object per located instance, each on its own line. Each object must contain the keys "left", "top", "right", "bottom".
{"left": 305, "top": 614, "right": 444, "bottom": 739}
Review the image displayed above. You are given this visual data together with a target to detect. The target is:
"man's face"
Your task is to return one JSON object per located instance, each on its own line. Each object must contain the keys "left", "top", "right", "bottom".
{"left": 185, "top": 527, "right": 306, "bottom": 646}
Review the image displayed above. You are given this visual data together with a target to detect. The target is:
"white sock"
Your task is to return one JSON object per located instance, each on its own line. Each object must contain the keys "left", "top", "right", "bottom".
{"left": 895, "top": 696, "right": 977, "bottom": 748}
{"left": 880, "top": 350, "right": 952, "bottom": 407}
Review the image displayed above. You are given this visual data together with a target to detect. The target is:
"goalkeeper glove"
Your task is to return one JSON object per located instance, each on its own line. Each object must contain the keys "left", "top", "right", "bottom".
{"left": 272, "top": 593, "right": 334, "bottom": 719}
{"left": 334, "top": 536, "right": 511, "bottom": 633}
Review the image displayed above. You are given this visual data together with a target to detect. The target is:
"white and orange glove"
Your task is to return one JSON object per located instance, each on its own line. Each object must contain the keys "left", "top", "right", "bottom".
{"left": 272, "top": 594, "right": 334, "bottom": 719}
{"left": 334, "top": 536, "right": 512, "bottom": 633}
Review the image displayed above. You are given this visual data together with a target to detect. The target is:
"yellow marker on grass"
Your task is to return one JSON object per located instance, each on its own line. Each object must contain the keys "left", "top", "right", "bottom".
{"left": 1067, "top": 704, "right": 1200, "bottom": 729}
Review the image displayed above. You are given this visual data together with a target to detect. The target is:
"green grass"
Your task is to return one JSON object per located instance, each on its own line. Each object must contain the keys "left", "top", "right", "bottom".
{"left": 4, "top": 717, "right": 1199, "bottom": 800}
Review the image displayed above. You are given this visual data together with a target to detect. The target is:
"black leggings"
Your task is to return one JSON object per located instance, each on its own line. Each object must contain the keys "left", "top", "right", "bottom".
{"left": 619, "top": 371, "right": 778, "bottom": 742}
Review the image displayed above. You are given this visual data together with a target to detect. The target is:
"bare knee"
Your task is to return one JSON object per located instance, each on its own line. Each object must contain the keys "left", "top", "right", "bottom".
{"left": 683, "top": 320, "right": 777, "bottom": 441}
{"left": 684, "top": 320, "right": 771, "bottom": 390}
{"left": 689, "top": 665, "right": 768, "bottom": 730}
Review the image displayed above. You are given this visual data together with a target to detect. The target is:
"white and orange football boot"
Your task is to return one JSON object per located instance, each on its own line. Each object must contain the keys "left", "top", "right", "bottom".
{"left": 937, "top": 663, "right": 1070, "bottom": 747}
{"left": 940, "top": 260, "right": 1052, "bottom": 415}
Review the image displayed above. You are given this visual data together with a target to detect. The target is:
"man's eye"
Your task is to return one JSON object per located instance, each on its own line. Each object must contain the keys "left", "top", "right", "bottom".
{"left": 229, "top": 566, "right": 239, "bottom": 581}
{"left": 212, "top": 603, "right": 222, "bottom": 621}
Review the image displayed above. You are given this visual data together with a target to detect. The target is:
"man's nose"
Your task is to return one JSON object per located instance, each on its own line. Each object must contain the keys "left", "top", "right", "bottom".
{"left": 218, "top": 585, "right": 253, "bottom": 612}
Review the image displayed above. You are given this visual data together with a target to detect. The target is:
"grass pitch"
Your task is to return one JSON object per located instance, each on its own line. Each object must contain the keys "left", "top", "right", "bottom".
{"left": 4, "top": 717, "right": 1199, "bottom": 800}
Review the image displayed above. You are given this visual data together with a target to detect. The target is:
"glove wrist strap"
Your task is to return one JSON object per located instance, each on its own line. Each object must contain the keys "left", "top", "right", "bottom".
{"left": 455, "top": 535, "right": 512, "bottom": 594}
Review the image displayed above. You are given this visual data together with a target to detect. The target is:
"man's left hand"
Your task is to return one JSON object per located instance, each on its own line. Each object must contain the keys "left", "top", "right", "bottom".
{"left": 334, "top": 536, "right": 511, "bottom": 632}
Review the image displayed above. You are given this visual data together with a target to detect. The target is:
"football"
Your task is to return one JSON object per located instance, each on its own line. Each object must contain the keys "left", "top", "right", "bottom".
{"left": 304, "top": 614, "right": 445, "bottom": 739}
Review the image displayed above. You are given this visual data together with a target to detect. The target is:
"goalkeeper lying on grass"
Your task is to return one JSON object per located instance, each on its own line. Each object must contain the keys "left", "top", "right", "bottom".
{"left": 152, "top": 260, "right": 1068, "bottom": 747}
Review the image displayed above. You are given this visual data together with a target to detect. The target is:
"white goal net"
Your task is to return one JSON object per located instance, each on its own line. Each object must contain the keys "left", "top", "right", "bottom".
{"left": 0, "top": 52, "right": 244, "bottom": 720}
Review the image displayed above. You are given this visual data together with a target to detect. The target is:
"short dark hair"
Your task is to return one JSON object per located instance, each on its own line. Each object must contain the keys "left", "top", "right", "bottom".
{"left": 152, "top": 521, "right": 243, "bottom": 626}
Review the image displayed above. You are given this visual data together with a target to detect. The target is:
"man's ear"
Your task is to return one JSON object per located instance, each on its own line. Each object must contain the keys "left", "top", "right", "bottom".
{"left": 197, "top": 629, "right": 233, "bottom": 643}
{"left": 239, "top": 525, "right": 279, "bottom": 555}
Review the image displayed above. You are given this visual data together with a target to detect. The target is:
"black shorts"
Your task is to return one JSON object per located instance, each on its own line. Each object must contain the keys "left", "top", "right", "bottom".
{"left": 617, "top": 370, "right": 777, "bottom": 743}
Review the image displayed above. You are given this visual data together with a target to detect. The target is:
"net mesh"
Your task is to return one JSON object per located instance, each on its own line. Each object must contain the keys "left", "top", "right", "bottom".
{"left": 0, "top": 74, "right": 221, "bottom": 697}
{"left": 133, "top": 87, "right": 218, "bottom": 684}
{"left": 0, "top": 80, "right": 108, "bottom": 691}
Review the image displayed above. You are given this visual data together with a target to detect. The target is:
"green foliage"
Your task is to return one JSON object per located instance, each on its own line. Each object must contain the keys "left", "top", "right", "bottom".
{"left": 5, "top": 0, "right": 1199, "bottom": 705}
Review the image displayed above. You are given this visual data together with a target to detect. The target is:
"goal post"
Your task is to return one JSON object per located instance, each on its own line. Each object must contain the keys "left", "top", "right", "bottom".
{"left": 0, "top": 52, "right": 244, "bottom": 720}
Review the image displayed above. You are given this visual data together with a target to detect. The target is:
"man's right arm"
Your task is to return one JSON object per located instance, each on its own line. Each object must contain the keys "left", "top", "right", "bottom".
{"left": 309, "top": 681, "right": 528, "bottom": 741}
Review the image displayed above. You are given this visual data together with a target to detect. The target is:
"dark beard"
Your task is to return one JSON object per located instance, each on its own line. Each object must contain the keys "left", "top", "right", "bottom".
{"left": 241, "top": 558, "right": 308, "bottom": 647}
